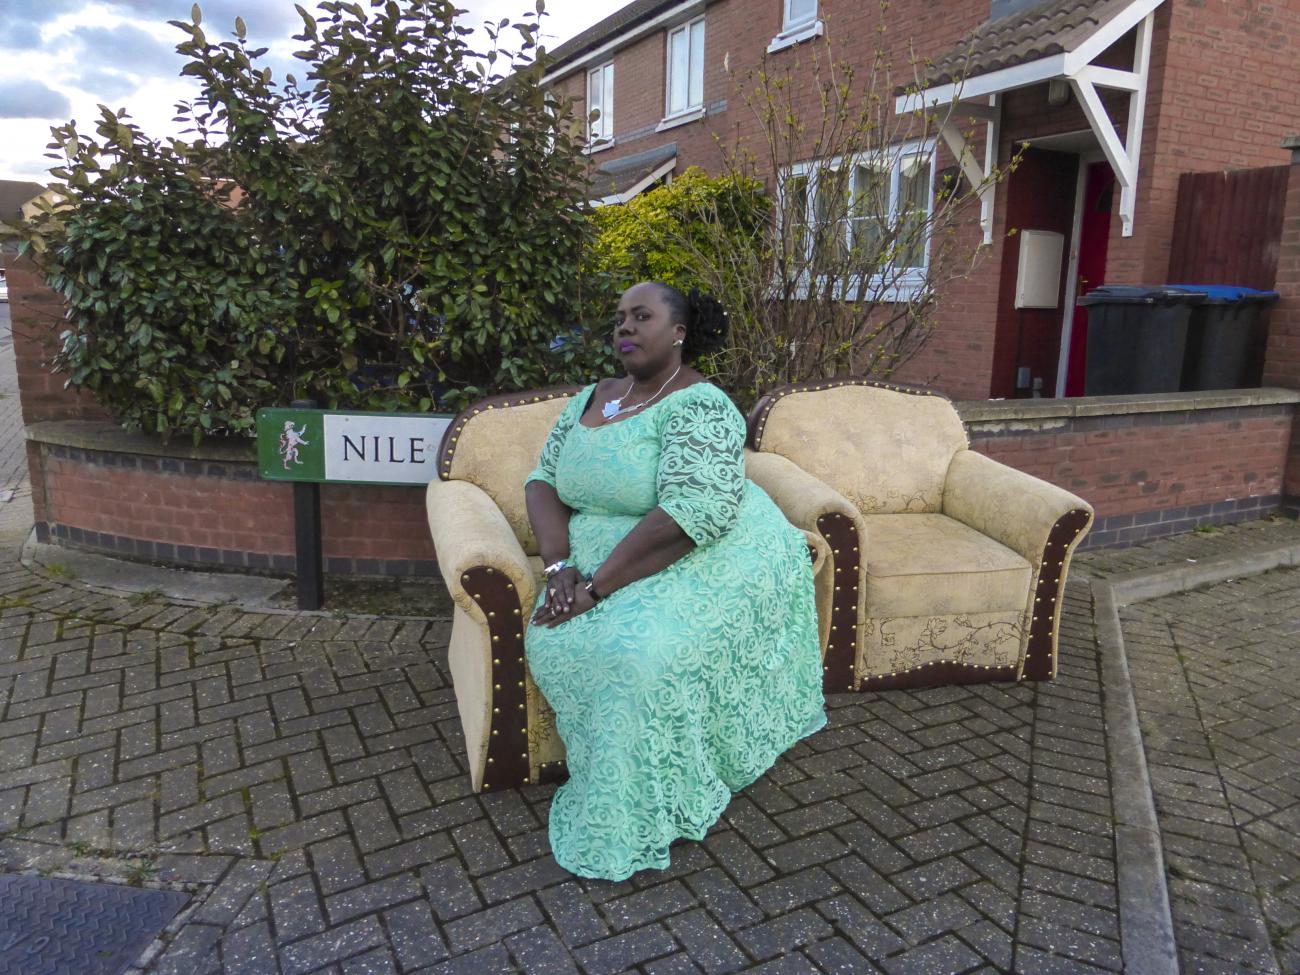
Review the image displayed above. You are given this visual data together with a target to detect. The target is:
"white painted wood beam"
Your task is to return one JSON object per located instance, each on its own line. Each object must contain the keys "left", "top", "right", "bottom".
{"left": 898, "top": 0, "right": 1166, "bottom": 237}
{"left": 1064, "top": 0, "right": 1165, "bottom": 75}
{"left": 1075, "top": 65, "right": 1141, "bottom": 91}
{"left": 1070, "top": 77, "right": 1134, "bottom": 184}
{"left": 1119, "top": 13, "right": 1155, "bottom": 237}
{"left": 895, "top": 54, "right": 1067, "bottom": 115}
{"left": 939, "top": 95, "right": 1000, "bottom": 245}
{"left": 953, "top": 100, "right": 999, "bottom": 121}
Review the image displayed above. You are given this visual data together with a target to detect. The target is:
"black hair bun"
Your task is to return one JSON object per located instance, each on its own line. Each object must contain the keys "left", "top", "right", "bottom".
{"left": 683, "top": 288, "right": 729, "bottom": 360}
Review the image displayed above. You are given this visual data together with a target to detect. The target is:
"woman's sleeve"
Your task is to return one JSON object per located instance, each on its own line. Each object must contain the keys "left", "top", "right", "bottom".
{"left": 525, "top": 388, "right": 586, "bottom": 488}
{"left": 656, "top": 388, "right": 746, "bottom": 546}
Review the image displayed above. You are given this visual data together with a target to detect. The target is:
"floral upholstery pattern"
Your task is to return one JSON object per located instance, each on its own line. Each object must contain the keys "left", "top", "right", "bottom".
{"left": 746, "top": 380, "right": 1094, "bottom": 689}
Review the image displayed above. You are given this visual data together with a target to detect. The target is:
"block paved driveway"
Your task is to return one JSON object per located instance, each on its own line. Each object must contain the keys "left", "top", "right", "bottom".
{"left": 0, "top": 554, "right": 1129, "bottom": 974}
{"left": 0, "top": 304, "right": 1296, "bottom": 973}
{"left": 1125, "top": 567, "right": 1300, "bottom": 974}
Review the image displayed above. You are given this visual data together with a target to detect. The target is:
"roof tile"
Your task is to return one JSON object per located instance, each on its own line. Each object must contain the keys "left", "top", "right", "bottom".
{"left": 544, "top": 0, "right": 681, "bottom": 76}
{"left": 913, "top": 0, "right": 1142, "bottom": 90}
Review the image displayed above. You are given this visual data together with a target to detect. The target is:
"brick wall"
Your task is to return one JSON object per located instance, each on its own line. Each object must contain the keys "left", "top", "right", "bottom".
{"left": 7, "top": 255, "right": 112, "bottom": 426}
{"left": 1265, "top": 151, "right": 1300, "bottom": 511}
{"left": 1108, "top": 0, "right": 1300, "bottom": 285}
{"left": 966, "top": 401, "right": 1296, "bottom": 548}
{"left": 554, "top": 0, "right": 1300, "bottom": 400}
{"left": 31, "top": 443, "right": 437, "bottom": 575}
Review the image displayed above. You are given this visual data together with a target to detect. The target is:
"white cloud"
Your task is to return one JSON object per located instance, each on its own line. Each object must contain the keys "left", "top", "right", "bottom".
{"left": 0, "top": 0, "right": 625, "bottom": 181}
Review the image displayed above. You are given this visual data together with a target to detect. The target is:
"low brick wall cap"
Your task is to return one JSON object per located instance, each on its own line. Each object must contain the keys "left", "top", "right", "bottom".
{"left": 26, "top": 419, "right": 256, "bottom": 463}
{"left": 957, "top": 387, "right": 1300, "bottom": 424}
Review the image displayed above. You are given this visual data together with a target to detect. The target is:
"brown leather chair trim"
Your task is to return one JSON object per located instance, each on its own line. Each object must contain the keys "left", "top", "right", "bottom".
{"left": 1022, "top": 508, "right": 1093, "bottom": 681}
{"left": 747, "top": 378, "right": 953, "bottom": 450}
{"left": 817, "top": 512, "right": 861, "bottom": 694}
{"left": 436, "top": 385, "right": 584, "bottom": 482}
{"left": 860, "top": 661, "right": 1019, "bottom": 691}
{"left": 461, "top": 566, "right": 531, "bottom": 790}
{"left": 537, "top": 760, "right": 569, "bottom": 785}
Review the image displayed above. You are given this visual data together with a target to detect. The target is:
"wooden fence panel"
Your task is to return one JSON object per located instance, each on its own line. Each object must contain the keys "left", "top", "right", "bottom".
{"left": 1167, "top": 165, "right": 1289, "bottom": 289}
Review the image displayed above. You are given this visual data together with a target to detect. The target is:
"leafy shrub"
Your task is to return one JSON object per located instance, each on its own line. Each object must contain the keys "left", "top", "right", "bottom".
{"left": 588, "top": 167, "right": 770, "bottom": 294}
{"left": 23, "top": 0, "right": 617, "bottom": 440}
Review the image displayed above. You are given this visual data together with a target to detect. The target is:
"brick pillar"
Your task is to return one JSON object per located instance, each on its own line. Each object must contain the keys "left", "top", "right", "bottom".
{"left": 1265, "top": 136, "right": 1300, "bottom": 514}
{"left": 7, "top": 253, "right": 111, "bottom": 426}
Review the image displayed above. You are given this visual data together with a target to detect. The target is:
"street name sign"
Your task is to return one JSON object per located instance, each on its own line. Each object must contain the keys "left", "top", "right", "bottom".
{"left": 256, "top": 407, "right": 454, "bottom": 485}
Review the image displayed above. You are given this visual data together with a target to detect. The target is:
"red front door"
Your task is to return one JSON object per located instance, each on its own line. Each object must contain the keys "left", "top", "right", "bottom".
{"left": 990, "top": 148, "right": 1079, "bottom": 398}
{"left": 1063, "top": 162, "right": 1116, "bottom": 396}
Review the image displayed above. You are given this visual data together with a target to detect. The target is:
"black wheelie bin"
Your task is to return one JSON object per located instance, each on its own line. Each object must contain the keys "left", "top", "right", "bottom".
{"left": 1168, "top": 285, "right": 1279, "bottom": 391}
{"left": 1078, "top": 285, "right": 1206, "bottom": 395}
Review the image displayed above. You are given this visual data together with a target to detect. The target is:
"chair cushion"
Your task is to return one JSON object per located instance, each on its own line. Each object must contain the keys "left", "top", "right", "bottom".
{"left": 865, "top": 513, "right": 1032, "bottom": 617}
{"left": 444, "top": 393, "right": 575, "bottom": 555}
{"left": 757, "top": 383, "right": 968, "bottom": 514}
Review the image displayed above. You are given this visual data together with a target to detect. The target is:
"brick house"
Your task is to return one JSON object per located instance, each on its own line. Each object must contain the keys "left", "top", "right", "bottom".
{"left": 7, "top": 0, "right": 1299, "bottom": 571}
{"left": 540, "top": 0, "right": 1300, "bottom": 401}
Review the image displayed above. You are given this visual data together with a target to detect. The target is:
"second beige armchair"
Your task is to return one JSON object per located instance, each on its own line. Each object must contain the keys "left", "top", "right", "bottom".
{"left": 745, "top": 379, "right": 1093, "bottom": 694}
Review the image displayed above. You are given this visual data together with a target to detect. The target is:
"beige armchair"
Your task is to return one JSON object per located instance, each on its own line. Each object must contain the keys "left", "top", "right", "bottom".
{"left": 427, "top": 387, "right": 833, "bottom": 793}
{"left": 745, "top": 380, "right": 1093, "bottom": 693}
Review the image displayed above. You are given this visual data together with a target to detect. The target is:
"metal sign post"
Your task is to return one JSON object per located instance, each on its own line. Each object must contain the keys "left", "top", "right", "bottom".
{"left": 256, "top": 405, "right": 454, "bottom": 610}
{"left": 288, "top": 400, "right": 325, "bottom": 610}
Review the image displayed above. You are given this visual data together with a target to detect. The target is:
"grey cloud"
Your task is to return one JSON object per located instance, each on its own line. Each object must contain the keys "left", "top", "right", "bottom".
{"left": 66, "top": 67, "right": 143, "bottom": 101}
{"left": 68, "top": 23, "right": 184, "bottom": 74}
{"left": 0, "top": 0, "right": 81, "bottom": 50}
{"left": 0, "top": 79, "right": 73, "bottom": 119}
{"left": 111, "top": 0, "right": 303, "bottom": 38}
{"left": 1, "top": 1, "right": 305, "bottom": 53}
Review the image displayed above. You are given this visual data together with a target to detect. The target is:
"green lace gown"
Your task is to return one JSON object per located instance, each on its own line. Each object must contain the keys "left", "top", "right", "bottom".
{"left": 524, "top": 382, "right": 826, "bottom": 881}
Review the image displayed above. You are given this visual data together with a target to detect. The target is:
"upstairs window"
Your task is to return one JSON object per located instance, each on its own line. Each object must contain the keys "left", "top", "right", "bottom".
{"left": 784, "top": 0, "right": 817, "bottom": 32}
{"left": 587, "top": 62, "right": 615, "bottom": 146}
{"left": 665, "top": 17, "right": 705, "bottom": 118}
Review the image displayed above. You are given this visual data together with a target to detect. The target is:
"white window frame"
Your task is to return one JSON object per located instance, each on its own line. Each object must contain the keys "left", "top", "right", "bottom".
{"left": 779, "top": 140, "right": 937, "bottom": 302}
{"left": 663, "top": 16, "right": 706, "bottom": 123}
{"left": 768, "top": 0, "right": 822, "bottom": 53}
{"left": 586, "top": 61, "right": 615, "bottom": 151}
{"left": 783, "top": 0, "right": 817, "bottom": 32}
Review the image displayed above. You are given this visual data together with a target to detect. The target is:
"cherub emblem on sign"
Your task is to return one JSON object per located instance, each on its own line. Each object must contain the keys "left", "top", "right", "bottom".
{"left": 279, "top": 421, "right": 309, "bottom": 470}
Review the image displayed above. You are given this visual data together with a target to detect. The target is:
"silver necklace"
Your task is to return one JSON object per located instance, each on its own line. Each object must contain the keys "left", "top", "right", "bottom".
{"left": 602, "top": 365, "right": 683, "bottom": 420}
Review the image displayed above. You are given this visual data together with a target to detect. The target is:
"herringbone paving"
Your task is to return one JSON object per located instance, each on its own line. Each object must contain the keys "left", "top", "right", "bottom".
{"left": 1123, "top": 567, "right": 1300, "bottom": 974}
{"left": 0, "top": 551, "right": 1129, "bottom": 974}
{"left": 2, "top": 298, "right": 1297, "bottom": 975}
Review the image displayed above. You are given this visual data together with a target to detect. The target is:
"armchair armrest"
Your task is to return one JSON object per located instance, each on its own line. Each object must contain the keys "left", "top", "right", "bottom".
{"left": 942, "top": 450, "right": 1092, "bottom": 567}
{"left": 745, "top": 450, "right": 865, "bottom": 535}
{"left": 426, "top": 478, "right": 538, "bottom": 615}
{"left": 746, "top": 449, "right": 867, "bottom": 693}
{"left": 943, "top": 449, "right": 1093, "bottom": 682}
{"left": 427, "top": 478, "right": 538, "bottom": 792}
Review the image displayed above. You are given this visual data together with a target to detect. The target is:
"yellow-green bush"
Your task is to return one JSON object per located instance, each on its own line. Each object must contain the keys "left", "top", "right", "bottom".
{"left": 588, "top": 167, "right": 770, "bottom": 295}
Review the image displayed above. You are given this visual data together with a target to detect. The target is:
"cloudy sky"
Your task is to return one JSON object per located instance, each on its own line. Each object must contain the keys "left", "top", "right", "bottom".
{"left": 0, "top": 0, "right": 625, "bottom": 182}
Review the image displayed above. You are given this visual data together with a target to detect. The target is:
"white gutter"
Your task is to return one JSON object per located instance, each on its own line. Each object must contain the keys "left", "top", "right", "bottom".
{"left": 542, "top": 0, "right": 706, "bottom": 85}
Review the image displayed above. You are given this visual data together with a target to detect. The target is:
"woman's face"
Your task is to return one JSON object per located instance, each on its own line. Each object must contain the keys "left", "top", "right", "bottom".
{"left": 613, "top": 282, "right": 686, "bottom": 376}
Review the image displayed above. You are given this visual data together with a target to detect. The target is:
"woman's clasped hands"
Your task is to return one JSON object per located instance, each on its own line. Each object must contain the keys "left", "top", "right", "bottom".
{"left": 531, "top": 566, "right": 596, "bottom": 627}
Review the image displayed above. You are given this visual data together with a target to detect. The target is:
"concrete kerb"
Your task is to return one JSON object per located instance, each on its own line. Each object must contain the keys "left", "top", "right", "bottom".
{"left": 1084, "top": 536, "right": 1300, "bottom": 975}
{"left": 17, "top": 528, "right": 451, "bottom": 623}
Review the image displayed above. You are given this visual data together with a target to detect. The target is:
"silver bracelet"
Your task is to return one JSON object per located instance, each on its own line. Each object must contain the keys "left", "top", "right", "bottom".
{"left": 543, "top": 559, "right": 570, "bottom": 578}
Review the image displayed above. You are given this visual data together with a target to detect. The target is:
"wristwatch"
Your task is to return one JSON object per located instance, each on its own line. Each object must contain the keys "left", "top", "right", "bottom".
{"left": 543, "top": 559, "right": 570, "bottom": 579}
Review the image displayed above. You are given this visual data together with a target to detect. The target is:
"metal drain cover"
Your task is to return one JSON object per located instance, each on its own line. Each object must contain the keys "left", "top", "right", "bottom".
{"left": 0, "top": 874, "right": 189, "bottom": 975}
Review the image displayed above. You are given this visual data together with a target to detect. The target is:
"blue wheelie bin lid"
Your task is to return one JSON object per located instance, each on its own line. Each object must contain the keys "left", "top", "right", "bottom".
{"left": 1078, "top": 284, "right": 1207, "bottom": 306}
{"left": 1166, "top": 284, "right": 1279, "bottom": 304}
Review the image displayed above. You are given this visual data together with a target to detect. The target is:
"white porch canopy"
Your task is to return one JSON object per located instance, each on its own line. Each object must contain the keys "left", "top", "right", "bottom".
{"left": 895, "top": 0, "right": 1166, "bottom": 242}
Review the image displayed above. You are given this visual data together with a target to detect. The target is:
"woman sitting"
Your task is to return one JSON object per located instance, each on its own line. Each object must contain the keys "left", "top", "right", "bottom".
{"left": 523, "top": 281, "right": 826, "bottom": 882}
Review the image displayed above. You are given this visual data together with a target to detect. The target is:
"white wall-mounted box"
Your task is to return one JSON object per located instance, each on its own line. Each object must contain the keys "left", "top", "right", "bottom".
{"left": 1015, "top": 229, "right": 1065, "bottom": 309}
